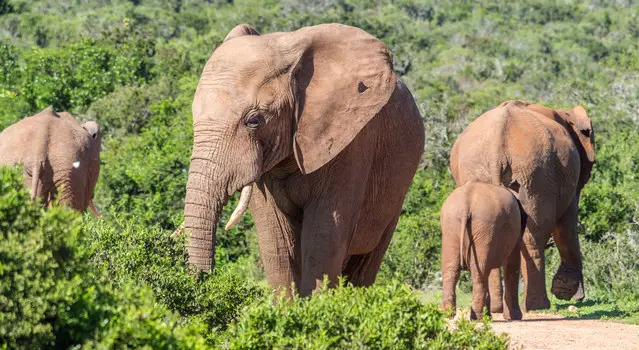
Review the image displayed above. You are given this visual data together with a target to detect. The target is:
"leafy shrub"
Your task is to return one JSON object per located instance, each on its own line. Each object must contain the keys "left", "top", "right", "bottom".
{"left": 84, "top": 216, "right": 263, "bottom": 342}
{"left": 578, "top": 132, "right": 639, "bottom": 241}
{"left": 0, "top": 166, "right": 205, "bottom": 349}
{"left": 379, "top": 170, "right": 455, "bottom": 289}
{"left": 18, "top": 37, "right": 153, "bottom": 112}
{"left": 219, "top": 279, "right": 507, "bottom": 349}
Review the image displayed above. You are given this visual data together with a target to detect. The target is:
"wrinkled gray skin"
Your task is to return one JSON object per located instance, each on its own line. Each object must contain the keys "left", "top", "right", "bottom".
{"left": 450, "top": 100, "right": 595, "bottom": 311}
{"left": 183, "top": 23, "right": 425, "bottom": 297}
{"left": 440, "top": 181, "right": 526, "bottom": 321}
{"left": 0, "top": 107, "right": 101, "bottom": 215}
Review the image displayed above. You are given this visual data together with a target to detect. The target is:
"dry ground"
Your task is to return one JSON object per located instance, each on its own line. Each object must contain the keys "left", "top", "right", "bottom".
{"left": 491, "top": 312, "right": 639, "bottom": 349}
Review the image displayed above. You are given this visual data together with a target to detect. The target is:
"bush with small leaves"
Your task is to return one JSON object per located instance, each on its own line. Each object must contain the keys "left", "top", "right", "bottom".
{"left": 0, "top": 166, "right": 206, "bottom": 348}
{"left": 219, "top": 279, "right": 507, "bottom": 349}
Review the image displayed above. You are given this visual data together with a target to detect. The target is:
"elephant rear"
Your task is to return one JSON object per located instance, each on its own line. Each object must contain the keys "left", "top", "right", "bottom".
{"left": 440, "top": 181, "right": 524, "bottom": 320}
{"left": 0, "top": 108, "right": 102, "bottom": 214}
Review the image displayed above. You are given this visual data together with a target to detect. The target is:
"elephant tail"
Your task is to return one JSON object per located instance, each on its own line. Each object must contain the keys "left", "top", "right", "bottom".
{"left": 459, "top": 212, "right": 471, "bottom": 270}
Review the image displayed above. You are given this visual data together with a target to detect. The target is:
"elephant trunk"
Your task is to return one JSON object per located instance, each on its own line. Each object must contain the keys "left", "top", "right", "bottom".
{"left": 184, "top": 157, "right": 229, "bottom": 272}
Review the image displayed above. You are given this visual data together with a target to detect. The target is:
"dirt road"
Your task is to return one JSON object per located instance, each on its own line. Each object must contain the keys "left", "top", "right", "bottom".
{"left": 491, "top": 312, "right": 639, "bottom": 349}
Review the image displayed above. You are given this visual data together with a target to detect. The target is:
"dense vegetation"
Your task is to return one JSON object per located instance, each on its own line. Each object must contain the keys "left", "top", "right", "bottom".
{"left": 2, "top": 0, "right": 639, "bottom": 347}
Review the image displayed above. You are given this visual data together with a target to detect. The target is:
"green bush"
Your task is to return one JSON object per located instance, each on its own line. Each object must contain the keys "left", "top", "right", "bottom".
{"left": 219, "top": 279, "right": 507, "bottom": 349}
{"left": 379, "top": 170, "right": 455, "bottom": 289}
{"left": 84, "top": 216, "right": 264, "bottom": 341}
{"left": 0, "top": 166, "right": 205, "bottom": 349}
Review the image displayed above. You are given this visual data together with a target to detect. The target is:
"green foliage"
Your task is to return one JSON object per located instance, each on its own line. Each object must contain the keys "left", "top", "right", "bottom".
{"left": 219, "top": 279, "right": 507, "bottom": 349}
{"left": 84, "top": 216, "right": 263, "bottom": 340}
{"left": 578, "top": 131, "right": 639, "bottom": 241}
{"left": 379, "top": 170, "right": 455, "bottom": 289}
{"left": 0, "top": 166, "right": 206, "bottom": 349}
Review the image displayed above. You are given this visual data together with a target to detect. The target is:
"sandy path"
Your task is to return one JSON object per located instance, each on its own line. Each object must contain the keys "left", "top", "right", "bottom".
{"left": 490, "top": 312, "right": 639, "bottom": 349}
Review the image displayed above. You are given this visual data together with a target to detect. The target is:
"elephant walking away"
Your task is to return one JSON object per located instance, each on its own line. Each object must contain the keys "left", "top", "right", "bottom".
{"left": 0, "top": 107, "right": 102, "bottom": 215}
{"left": 440, "top": 181, "right": 526, "bottom": 321}
{"left": 450, "top": 100, "right": 595, "bottom": 311}
{"left": 183, "top": 23, "right": 425, "bottom": 297}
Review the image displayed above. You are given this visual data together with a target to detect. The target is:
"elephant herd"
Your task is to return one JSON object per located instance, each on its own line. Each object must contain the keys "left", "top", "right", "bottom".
{"left": 0, "top": 23, "right": 593, "bottom": 321}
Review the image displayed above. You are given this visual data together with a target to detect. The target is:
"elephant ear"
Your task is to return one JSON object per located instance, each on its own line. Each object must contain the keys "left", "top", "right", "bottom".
{"left": 497, "top": 100, "right": 530, "bottom": 109}
{"left": 285, "top": 23, "right": 397, "bottom": 174}
{"left": 224, "top": 24, "right": 260, "bottom": 42}
{"left": 565, "top": 106, "right": 595, "bottom": 163}
{"left": 82, "top": 121, "right": 100, "bottom": 140}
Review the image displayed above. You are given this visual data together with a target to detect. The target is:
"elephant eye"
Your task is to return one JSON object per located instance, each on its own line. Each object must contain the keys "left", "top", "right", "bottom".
{"left": 245, "top": 113, "right": 262, "bottom": 129}
{"left": 580, "top": 129, "right": 591, "bottom": 138}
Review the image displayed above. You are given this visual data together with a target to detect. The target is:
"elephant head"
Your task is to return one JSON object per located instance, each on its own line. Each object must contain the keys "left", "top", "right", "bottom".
{"left": 78, "top": 120, "right": 102, "bottom": 216}
{"left": 561, "top": 106, "right": 595, "bottom": 190}
{"left": 184, "top": 23, "right": 396, "bottom": 271}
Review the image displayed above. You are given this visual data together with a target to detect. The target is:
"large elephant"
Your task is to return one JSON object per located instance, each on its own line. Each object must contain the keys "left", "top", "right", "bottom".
{"left": 450, "top": 100, "right": 595, "bottom": 311}
{"left": 0, "top": 107, "right": 101, "bottom": 215}
{"left": 183, "top": 23, "right": 425, "bottom": 296}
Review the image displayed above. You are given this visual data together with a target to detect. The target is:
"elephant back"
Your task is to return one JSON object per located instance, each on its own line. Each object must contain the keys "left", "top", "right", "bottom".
{"left": 450, "top": 103, "right": 580, "bottom": 221}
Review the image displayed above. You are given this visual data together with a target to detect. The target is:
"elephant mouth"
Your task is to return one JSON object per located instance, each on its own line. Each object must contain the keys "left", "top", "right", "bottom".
{"left": 551, "top": 264, "right": 585, "bottom": 301}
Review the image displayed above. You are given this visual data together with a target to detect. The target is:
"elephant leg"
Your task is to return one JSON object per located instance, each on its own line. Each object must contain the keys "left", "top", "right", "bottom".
{"left": 551, "top": 197, "right": 584, "bottom": 301}
{"left": 488, "top": 268, "right": 503, "bottom": 313}
{"left": 441, "top": 228, "right": 461, "bottom": 313}
{"left": 503, "top": 240, "right": 523, "bottom": 321}
{"left": 470, "top": 263, "right": 490, "bottom": 320}
{"left": 342, "top": 216, "right": 399, "bottom": 286}
{"left": 299, "top": 203, "right": 352, "bottom": 296}
{"left": 250, "top": 182, "right": 302, "bottom": 298}
{"left": 29, "top": 161, "right": 42, "bottom": 201}
{"left": 520, "top": 225, "right": 551, "bottom": 311}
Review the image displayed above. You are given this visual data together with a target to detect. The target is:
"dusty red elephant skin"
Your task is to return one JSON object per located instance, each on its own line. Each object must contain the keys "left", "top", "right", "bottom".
{"left": 182, "top": 23, "right": 425, "bottom": 297}
{"left": 450, "top": 100, "right": 595, "bottom": 311}
{"left": 440, "top": 181, "right": 525, "bottom": 321}
{"left": 0, "top": 107, "right": 101, "bottom": 215}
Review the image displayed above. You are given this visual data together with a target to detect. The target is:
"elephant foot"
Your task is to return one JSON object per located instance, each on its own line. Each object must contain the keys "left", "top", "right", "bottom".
{"left": 503, "top": 308, "right": 522, "bottom": 321}
{"left": 523, "top": 295, "right": 550, "bottom": 311}
{"left": 440, "top": 301, "right": 456, "bottom": 318}
{"left": 469, "top": 308, "right": 491, "bottom": 321}
{"left": 490, "top": 303, "right": 504, "bottom": 314}
{"left": 551, "top": 265, "right": 584, "bottom": 301}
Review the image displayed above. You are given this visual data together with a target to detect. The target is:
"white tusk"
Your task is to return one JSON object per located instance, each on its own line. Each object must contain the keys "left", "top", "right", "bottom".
{"left": 73, "top": 161, "right": 80, "bottom": 168}
{"left": 224, "top": 184, "right": 253, "bottom": 231}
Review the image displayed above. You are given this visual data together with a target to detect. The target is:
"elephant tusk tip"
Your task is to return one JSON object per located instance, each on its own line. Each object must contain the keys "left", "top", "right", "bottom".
{"left": 224, "top": 219, "right": 238, "bottom": 231}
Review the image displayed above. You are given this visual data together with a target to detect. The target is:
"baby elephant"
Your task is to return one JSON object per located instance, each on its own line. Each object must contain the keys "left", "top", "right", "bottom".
{"left": 0, "top": 107, "right": 101, "bottom": 215}
{"left": 440, "top": 181, "right": 526, "bottom": 321}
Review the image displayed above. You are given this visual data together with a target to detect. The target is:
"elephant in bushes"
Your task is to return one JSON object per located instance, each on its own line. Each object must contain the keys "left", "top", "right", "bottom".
{"left": 0, "top": 107, "right": 102, "bottom": 215}
{"left": 450, "top": 100, "right": 595, "bottom": 311}
{"left": 440, "top": 181, "right": 526, "bottom": 321}
{"left": 183, "top": 23, "right": 425, "bottom": 296}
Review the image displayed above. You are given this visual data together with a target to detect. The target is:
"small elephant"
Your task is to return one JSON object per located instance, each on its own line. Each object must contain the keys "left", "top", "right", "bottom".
{"left": 183, "top": 23, "right": 425, "bottom": 297}
{"left": 0, "top": 107, "right": 101, "bottom": 215}
{"left": 440, "top": 181, "right": 527, "bottom": 321}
